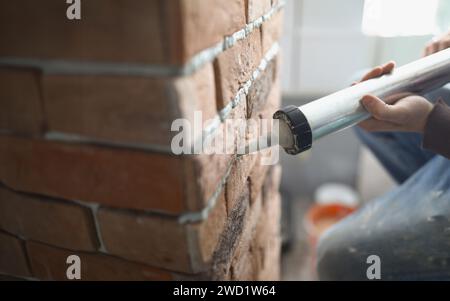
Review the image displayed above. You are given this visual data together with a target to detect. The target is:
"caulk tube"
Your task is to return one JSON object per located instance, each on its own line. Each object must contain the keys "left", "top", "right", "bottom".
{"left": 274, "top": 48, "right": 450, "bottom": 155}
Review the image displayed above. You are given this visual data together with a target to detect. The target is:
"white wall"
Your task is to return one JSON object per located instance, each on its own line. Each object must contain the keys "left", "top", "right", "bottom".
{"left": 281, "top": 0, "right": 433, "bottom": 96}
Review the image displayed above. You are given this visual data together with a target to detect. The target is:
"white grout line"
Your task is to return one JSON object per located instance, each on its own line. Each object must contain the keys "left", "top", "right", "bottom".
{"left": 0, "top": 1, "right": 284, "bottom": 77}
{"left": 44, "top": 131, "right": 173, "bottom": 154}
{"left": 70, "top": 199, "right": 108, "bottom": 253}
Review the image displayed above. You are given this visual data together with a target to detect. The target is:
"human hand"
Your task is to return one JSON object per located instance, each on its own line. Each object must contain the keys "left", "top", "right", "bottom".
{"left": 354, "top": 61, "right": 433, "bottom": 133}
{"left": 423, "top": 31, "right": 450, "bottom": 56}
{"left": 359, "top": 94, "right": 433, "bottom": 133}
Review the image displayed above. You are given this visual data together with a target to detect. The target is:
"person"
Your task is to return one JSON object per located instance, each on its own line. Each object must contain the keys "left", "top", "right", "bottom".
{"left": 317, "top": 32, "right": 450, "bottom": 280}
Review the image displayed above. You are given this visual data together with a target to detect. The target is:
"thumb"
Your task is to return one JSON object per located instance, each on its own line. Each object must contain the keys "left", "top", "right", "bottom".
{"left": 361, "top": 95, "right": 399, "bottom": 122}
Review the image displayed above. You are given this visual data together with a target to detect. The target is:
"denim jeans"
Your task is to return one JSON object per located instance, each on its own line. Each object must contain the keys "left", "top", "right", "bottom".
{"left": 316, "top": 86, "right": 450, "bottom": 281}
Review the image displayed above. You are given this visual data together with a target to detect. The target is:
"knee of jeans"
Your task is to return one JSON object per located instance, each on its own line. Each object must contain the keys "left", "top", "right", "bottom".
{"left": 316, "top": 226, "right": 368, "bottom": 281}
{"left": 316, "top": 232, "right": 349, "bottom": 280}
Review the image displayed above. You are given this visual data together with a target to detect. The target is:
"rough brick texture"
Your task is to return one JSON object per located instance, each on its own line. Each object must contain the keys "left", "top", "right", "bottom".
{"left": 0, "top": 186, "right": 98, "bottom": 251}
{"left": 0, "top": 232, "right": 31, "bottom": 278}
{"left": 0, "top": 67, "right": 43, "bottom": 135}
{"left": 0, "top": 1, "right": 284, "bottom": 280}
{"left": 0, "top": 0, "right": 245, "bottom": 65}
{"left": 26, "top": 241, "right": 175, "bottom": 281}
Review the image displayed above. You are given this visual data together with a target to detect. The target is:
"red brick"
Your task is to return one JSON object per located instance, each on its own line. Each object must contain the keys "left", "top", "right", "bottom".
{"left": 98, "top": 208, "right": 190, "bottom": 272}
{"left": 214, "top": 28, "right": 263, "bottom": 110}
{"left": 0, "top": 232, "right": 31, "bottom": 278}
{"left": 0, "top": 67, "right": 43, "bottom": 135}
{"left": 43, "top": 75, "right": 170, "bottom": 146}
{"left": 249, "top": 155, "right": 270, "bottom": 205}
{"left": 43, "top": 62, "right": 216, "bottom": 147}
{"left": 171, "top": 62, "right": 218, "bottom": 129}
{"left": 225, "top": 155, "right": 257, "bottom": 215}
{"left": 0, "top": 0, "right": 166, "bottom": 64}
{"left": 247, "top": 58, "right": 277, "bottom": 118}
{"left": 0, "top": 186, "right": 98, "bottom": 251}
{"left": 186, "top": 191, "right": 228, "bottom": 269}
{"left": 184, "top": 154, "right": 231, "bottom": 211}
{"left": 98, "top": 192, "right": 227, "bottom": 273}
{"left": 26, "top": 241, "right": 174, "bottom": 281}
{"left": 262, "top": 10, "right": 284, "bottom": 54}
{"left": 246, "top": 0, "right": 272, "bottom": 23}
{"left": 0, "top": 1, "right": 247, "bottom": 65}
{"left": 165, "top": 0, "right": 246, "bottom": 64}
{"left": 263, "top": 164, "right": 282, "bottom": 204}
{"left": 256, "top": 189, "right": 281, "bottom": 280}
{"left": 0, "top": 134, "right": 232, "bottom": 214}
{"left": 229, "top": 183, "right": 264, "bottom": 280}
{"left": 0, "top": 135, "right": 185, "bottom": 213}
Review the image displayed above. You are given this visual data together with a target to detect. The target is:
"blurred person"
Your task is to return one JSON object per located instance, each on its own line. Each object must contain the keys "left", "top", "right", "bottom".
{"left": 317, "top": 32, "right": 450, "bottom": 280}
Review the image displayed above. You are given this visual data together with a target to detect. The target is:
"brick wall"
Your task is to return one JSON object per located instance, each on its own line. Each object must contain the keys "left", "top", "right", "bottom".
{"left": 0, "top": 0, "right": 284, "bottom": 280}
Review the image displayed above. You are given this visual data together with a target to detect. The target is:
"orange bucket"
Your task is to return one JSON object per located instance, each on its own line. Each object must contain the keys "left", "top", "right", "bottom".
{"left": 304, "top": 203, "right": 356, "bottom": 278}
{"left": 305, "top": 203, "right": 355, "bottom": 247}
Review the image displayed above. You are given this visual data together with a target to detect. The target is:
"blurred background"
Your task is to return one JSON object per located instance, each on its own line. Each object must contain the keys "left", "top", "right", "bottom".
{"left": 278, "top": 0, "right": 450, "bottom": 280}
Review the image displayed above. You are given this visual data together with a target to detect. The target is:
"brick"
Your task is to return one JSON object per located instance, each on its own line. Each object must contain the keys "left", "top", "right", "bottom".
{"left": 26, "top": 241, "right": 174, "bottom": 281}
{"left": 0, "top": 135, "right": 185, "bottom": 213}
{"left": 0, "top": 0, "right": 166, "bottom": 64}
{"left": 0, "top": 134, "right": 231, "bottom": 214}
{"left": 256, "top": 190, "right": 281, "bottom": 280}
{"left": 262, "top": 10, "right": 284, "bottom": 54}
{"left": 0, "top": 1, "right": 247, "bottom": 65}
{"left": 0, "top": 186, "right": 98, "bottom": 251}
{"left": 209, "top": 184, "right": 251, "bottom": 280}
{"left": 257, "top": 235, "right": 281, "bottom": 280}
{"left": 249, "top": 155, "right": 270, "bottom": 205}
{"left": 225, "top": 155, "right": 257, "bottom": 215}
{"left": 186, "top": 191, "right": 228, "bottom": 270}
{"left": 263, "top": 164, "right": 282, "bottom": 205}
{"left": 231, "top": 167, "right": 282, "bottom": 280}
{"left": 0, "top": 232, "right": 31, "bottom": 278}
{"left": 246, "top": 0, "right": 273, "bottom": 23}
{"left": 229, "top": 184, "right": 264, "bottom": 280}
{"left": 98, "top": 208, "right": 190, "bottom": 272}
{"left": 98, "top": 191, "right": 227, "bottom": 273}
{"left": 0, "top": 274, "right": 27, "bottom": 281}
{"left": 247, "top": 59, "right": 277, "bottom": 119}
{"left": 214, "top": 28, "right": 263, "bottom": 110}
{"left": 0, "top": 67, "right": 43, "bottom": 135}
{"left": 172, "top": 62, "right": 218, "bottom": 134}
{"left": 43, "top": 75, "right": 171, "bottom": 146}
{"left": 43, "top": 62, "right": 216, "bottom": 147}
{"left": 165, "top": 0, "right": 246, "bottom": 64}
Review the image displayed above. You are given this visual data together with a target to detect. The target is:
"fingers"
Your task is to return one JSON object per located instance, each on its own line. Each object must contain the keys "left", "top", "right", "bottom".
{"left": 423, "top": 36, "right": 450, "bottom": 56}
{"left": 361, "top": 95, "right": 404, "bottom": 123}
{"left": 359, "top": 118, "right": 402, "bottom": 132}
{"left": 357, "top": 61, "right": 396, "bottom": 85}
{"left": 381, "top": 61, "right": 395, "bottom": 74}
{"left": 360, "top": 67, "right": 383, "bottom": 82}
{"left": 384, "top": 91, "right": 414, "bottom": 104}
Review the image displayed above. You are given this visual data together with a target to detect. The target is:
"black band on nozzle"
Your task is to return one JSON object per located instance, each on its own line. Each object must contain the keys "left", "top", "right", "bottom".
{"left": 273, "top": 105, "right": 312, "bottom": 155}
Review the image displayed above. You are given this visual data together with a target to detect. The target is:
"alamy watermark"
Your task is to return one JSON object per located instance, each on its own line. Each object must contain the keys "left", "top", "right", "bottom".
{"left": 66, "top": 0, "right": 81, "bottom": 20}
{"left": 366, "top": 255, "right": 381, "bottom": 280}
{"left": 66, "top": 255, "right": 81, "bottom": 280}
{"left": 171, "top": 111, "right": 280, "bottom": 165}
